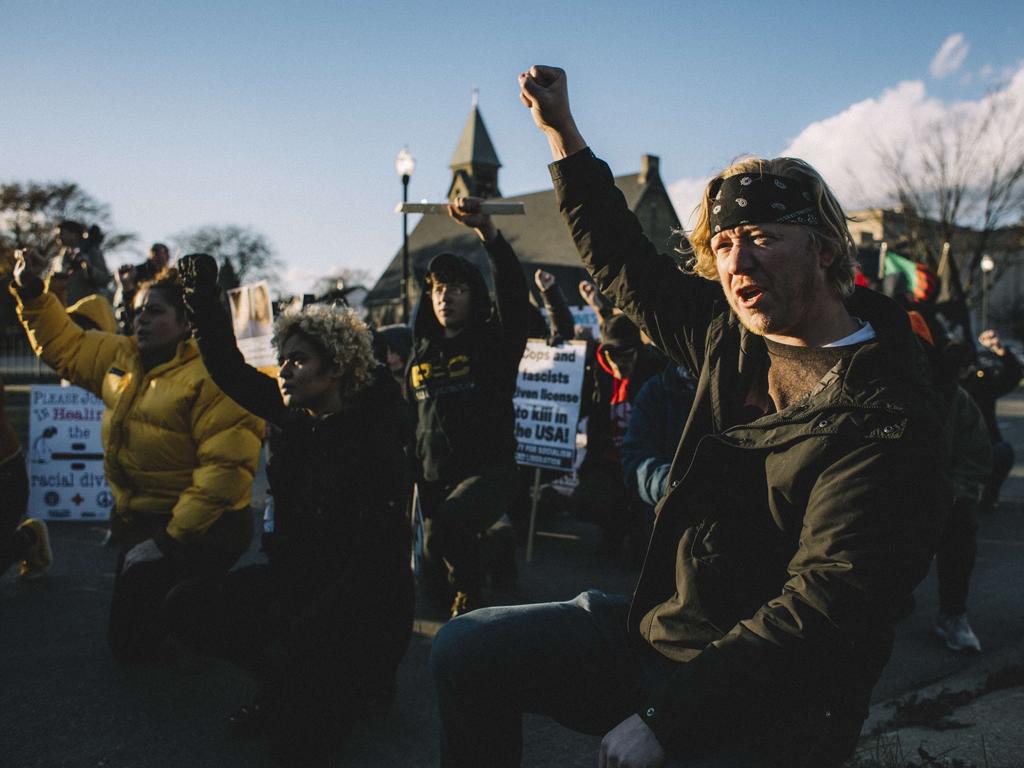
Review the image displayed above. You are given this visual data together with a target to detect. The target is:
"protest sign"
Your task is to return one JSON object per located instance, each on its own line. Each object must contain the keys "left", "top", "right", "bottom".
{"left": 569, "top": 305, "right": 600, "bottom": 340}
{"left": 228, "top": 280, "right": 275, "bottom": 368}
{"left": 28, "top": 384, "right": 112, "bottom": 521}
{"left": 514, "top": 339, "right": 587, "bottom": 470}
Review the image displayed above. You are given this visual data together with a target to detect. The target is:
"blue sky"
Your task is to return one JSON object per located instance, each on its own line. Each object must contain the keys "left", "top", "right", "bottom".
{"left": 3, "top": 1, "right": 1022, "bottom": 295}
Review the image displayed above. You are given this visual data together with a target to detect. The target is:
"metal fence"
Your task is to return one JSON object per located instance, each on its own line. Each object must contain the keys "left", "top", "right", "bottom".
{"left": 0, "top": 327, "right": 58, "bottom": 384}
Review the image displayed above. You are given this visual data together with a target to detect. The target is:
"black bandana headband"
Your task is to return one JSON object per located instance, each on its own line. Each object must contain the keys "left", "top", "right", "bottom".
{"left": 708, "top": 173, "right": 821, "bottom": 234}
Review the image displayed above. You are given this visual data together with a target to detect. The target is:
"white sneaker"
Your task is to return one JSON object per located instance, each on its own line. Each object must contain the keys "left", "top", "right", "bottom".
{"left": 934, "top": 613, "right": 982, "bottom": 653}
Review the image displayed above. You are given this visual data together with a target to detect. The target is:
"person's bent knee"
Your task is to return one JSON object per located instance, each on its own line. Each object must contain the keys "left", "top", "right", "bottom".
{"left": 430, "top": 613, "right": 480, "bottom": 685}
{"left": 430, "top": 607, "right": 516, "bottom": 691}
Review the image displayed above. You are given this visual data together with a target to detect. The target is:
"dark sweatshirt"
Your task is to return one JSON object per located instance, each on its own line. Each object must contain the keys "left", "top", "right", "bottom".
{"left": 409, "top": 233, "right": 530, "bottom": 485}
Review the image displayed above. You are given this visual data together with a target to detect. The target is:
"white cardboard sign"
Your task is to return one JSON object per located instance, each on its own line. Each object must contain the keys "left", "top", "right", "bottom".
{"left": 228, "top": 280, "right": 276, "bottom": 368}
{"left": 28, "top": 384, "right": 112, "bottom": 521}
{"left": 514, "top": 339, "right": 587, "bottom": 470}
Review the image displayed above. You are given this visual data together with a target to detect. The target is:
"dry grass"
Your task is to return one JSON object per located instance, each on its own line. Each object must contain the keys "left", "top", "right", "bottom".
{"left": 846, "top": 732, "right": 984, "bottom": 767}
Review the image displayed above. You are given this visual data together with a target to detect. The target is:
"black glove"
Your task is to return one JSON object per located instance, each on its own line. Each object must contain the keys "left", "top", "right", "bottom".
{"left": 177, "top": 252, "right": 221, "bottom": 322}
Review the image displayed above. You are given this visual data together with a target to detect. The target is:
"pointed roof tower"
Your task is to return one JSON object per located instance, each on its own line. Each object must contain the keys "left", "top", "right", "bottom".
{"left": 447, "top": 91, "right": 502, "bottom": 201}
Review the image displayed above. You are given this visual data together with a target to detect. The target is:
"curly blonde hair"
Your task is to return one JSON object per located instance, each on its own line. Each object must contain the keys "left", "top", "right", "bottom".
{"left": 271, "top": 303, "right": 376, "bottom": 401}
{"left": 681, "top": 157, "right": 858, "bottom": 299}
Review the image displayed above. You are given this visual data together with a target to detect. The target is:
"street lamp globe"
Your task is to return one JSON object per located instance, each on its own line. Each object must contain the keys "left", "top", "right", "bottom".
{"left": 396, "top": 147, "right": 416, "bottom": 179}
{"left": 396, "top": 146, "right": 416, "bottom": 324}
{"left": 981, "top": 255, "right": 995, "bottom": 273}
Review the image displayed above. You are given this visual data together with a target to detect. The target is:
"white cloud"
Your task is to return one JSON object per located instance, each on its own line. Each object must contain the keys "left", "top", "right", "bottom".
{"left": 279, "top": 265, "right": 321, "bottom": 298}
{"left": 930, "top": 33, "right": 969, "bottom": 79}
{"left": 667, "top": 176, "right": 710, "bottom": 231}
{"left": 667, "top": 61, "right": 1024, "bottom": 223}
{"left": 780, "top": 80, "right": 945, "bottom": 209}
{"left": 781, "top": 64, "right": 1024, "bottom": 211}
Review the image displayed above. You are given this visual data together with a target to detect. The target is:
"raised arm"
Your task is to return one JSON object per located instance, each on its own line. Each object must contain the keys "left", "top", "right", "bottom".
{"left": 178, "top": 254, "right": 287, "bottom": 427}
{"left": 11, "top": 250, "right": 129, "bottom": 395}
{"left": 448, "top": 197, "right": 530, "bottom": 355}
{"left": 519, "top": 66, "right": 723, "bottom": 373}
{"left": 535, "top": 269, "right": 575, "bottom": 342}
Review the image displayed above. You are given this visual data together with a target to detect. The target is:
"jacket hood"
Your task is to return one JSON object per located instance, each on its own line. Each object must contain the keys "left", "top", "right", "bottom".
{"left": 413, "top": 252, "right": 492, "bottom": 342}
{"left": 373, "top": 323, "right": 413, "bottom": 364}
{"left": 842, "top": 286, "right": 932, "bottom": 392}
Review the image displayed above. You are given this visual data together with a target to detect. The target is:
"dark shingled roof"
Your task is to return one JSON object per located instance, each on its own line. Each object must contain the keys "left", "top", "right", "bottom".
{"left": 366, "top": 167, "right": 683, "bottom": 320}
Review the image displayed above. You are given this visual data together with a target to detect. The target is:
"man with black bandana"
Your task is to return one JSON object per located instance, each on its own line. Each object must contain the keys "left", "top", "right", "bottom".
{"left": 429, "top": 67, "right": 949, "bottom": 768}
{"left": 410, "top": 196, "right": 530, "bottom": 619}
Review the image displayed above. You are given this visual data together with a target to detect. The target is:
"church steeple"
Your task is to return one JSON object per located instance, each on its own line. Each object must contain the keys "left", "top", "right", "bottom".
{"left": 447, "top": 94, "right": 502, "bottom": 201}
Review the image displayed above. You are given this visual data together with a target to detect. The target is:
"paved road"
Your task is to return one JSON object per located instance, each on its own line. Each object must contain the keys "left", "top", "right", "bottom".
{"left": 2, "top": 393, "right": 1023, "bottom": 767}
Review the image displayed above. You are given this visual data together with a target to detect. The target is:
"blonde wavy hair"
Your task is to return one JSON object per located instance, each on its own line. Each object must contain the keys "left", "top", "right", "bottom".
{"left": 682, "top": 157, "right": 858, "bottom": 299}
{"left": 271, "top": 303, "right": 376, "bottom": 401}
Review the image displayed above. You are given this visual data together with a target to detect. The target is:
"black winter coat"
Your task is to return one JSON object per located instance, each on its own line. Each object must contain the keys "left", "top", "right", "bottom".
{"left": 553, "top": 149, "right": 950, "bottom": 765}
{"left": 189, "top": 301, "right": 413, "bottom": 610}
{"left": 408, "top": 233, "right": 530, "bottom": 484}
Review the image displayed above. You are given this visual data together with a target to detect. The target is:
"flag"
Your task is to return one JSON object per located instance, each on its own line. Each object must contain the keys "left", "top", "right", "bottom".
{"left": 882, "top": 250, "right": 939, "bottom": 303}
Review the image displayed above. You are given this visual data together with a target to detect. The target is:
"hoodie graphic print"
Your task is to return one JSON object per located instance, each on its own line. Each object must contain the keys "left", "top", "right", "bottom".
{"left": 409, "top": 234, "right": 530, "bottom": 484}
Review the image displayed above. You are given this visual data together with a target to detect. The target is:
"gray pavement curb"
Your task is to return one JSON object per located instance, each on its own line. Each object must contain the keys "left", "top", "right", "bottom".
{"left": 855, "top": 634, "right": 1024, "bottom": 767}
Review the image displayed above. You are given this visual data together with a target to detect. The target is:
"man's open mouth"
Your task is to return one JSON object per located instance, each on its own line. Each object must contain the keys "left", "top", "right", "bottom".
{"left": 735, "top": 284, "right": 764, "bottom": 307}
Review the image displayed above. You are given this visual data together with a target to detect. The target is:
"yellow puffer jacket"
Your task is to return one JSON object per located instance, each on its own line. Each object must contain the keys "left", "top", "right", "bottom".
{"left": 16, "top": 290, "right": 264, "bottom": 544}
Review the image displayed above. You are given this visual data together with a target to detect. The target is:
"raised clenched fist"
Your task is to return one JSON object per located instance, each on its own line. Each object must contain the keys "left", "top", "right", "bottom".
{"left": 518, "top": 65, "right": 587, "bottom": 160}
{"left": 534, "top": 269, "right": 555, "bottom": 292}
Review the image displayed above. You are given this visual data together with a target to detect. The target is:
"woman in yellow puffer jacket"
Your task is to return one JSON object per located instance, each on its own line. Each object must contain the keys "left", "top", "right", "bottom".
{"left": 12, "top": 250, "right": 264, "bottom": 662}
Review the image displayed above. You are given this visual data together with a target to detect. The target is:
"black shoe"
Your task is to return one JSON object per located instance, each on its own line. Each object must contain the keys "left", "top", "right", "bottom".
{"left": 227, "top": 701, "right": 266, "bottom": 740}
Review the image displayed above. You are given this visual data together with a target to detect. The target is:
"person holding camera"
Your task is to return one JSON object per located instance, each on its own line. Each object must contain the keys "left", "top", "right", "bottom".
{"left": 113, "top": 243, "right": 172, "bottom": 334}
{"left": 47, "top": 220, "right": 112, "bottom": 305}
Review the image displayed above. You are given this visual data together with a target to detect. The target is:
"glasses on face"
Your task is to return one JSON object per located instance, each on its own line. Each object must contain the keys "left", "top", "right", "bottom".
{"left": 603, "top": 347, "right": 637, "bottom": 362}
{"left": 431, "top": 283, "right": 468, "bottom": 298}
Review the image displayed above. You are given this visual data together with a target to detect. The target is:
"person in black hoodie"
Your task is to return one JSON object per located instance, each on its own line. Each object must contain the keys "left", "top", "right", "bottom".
{"left": 410, "top": 196, "right": 530, "bottom": 618}
{"left": 176, "top": 254, "right": 413, "bottom": 768}
{"left": 960, "top": 329, "right": 1021, "bottom": 515}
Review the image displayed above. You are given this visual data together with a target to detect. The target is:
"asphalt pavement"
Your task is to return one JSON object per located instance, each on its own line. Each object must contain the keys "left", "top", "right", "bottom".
{"left": 2, "top": 392, "right": 1023, "bottom": 768}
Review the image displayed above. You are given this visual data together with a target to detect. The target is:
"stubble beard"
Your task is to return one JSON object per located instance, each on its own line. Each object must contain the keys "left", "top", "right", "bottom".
{"left": 728, "top": 265, "right": 820, "bottom": 339}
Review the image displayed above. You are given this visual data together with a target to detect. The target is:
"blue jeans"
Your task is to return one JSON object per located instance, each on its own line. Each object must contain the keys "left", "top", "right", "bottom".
{"left": 430, "top": 590, "right": 763, "bottom": 768}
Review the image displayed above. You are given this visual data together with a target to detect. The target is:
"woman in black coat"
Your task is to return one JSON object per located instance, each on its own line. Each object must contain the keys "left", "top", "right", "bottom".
{"left": 177, "top": 255, "right": 413, "bottom": 768}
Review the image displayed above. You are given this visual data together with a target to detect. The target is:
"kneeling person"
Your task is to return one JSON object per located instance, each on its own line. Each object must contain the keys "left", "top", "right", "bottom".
{"left": 430, "top": 67, "right": 950, "bottom": 768}
{"left": 12, "top": 250, "right": 263, "bottom": 662}
{"left": 410, "top": 197, "right": 530, "bottom": 618}
{"left": 179, "top": 254, "right": 414, "bottom": 766}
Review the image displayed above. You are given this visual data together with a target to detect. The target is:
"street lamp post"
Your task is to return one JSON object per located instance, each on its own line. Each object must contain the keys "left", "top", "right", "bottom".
{"left": 395, "top": 147, "right": 416, "bottom": 324}
{"left": 980, "top": 254, "right": 995, "bottom": 330}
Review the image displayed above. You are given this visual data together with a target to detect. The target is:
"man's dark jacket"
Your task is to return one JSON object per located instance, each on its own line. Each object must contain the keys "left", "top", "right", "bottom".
{"left": 552, "top": 149, "right": 949, "bottom": 765}
{"left": 409, "top": 234, "right": 530, "bottom": 485}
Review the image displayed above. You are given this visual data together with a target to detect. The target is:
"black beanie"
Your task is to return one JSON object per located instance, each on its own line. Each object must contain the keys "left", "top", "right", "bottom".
{"left": 600, "top": 314, "right": 641, "bottom": 351}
